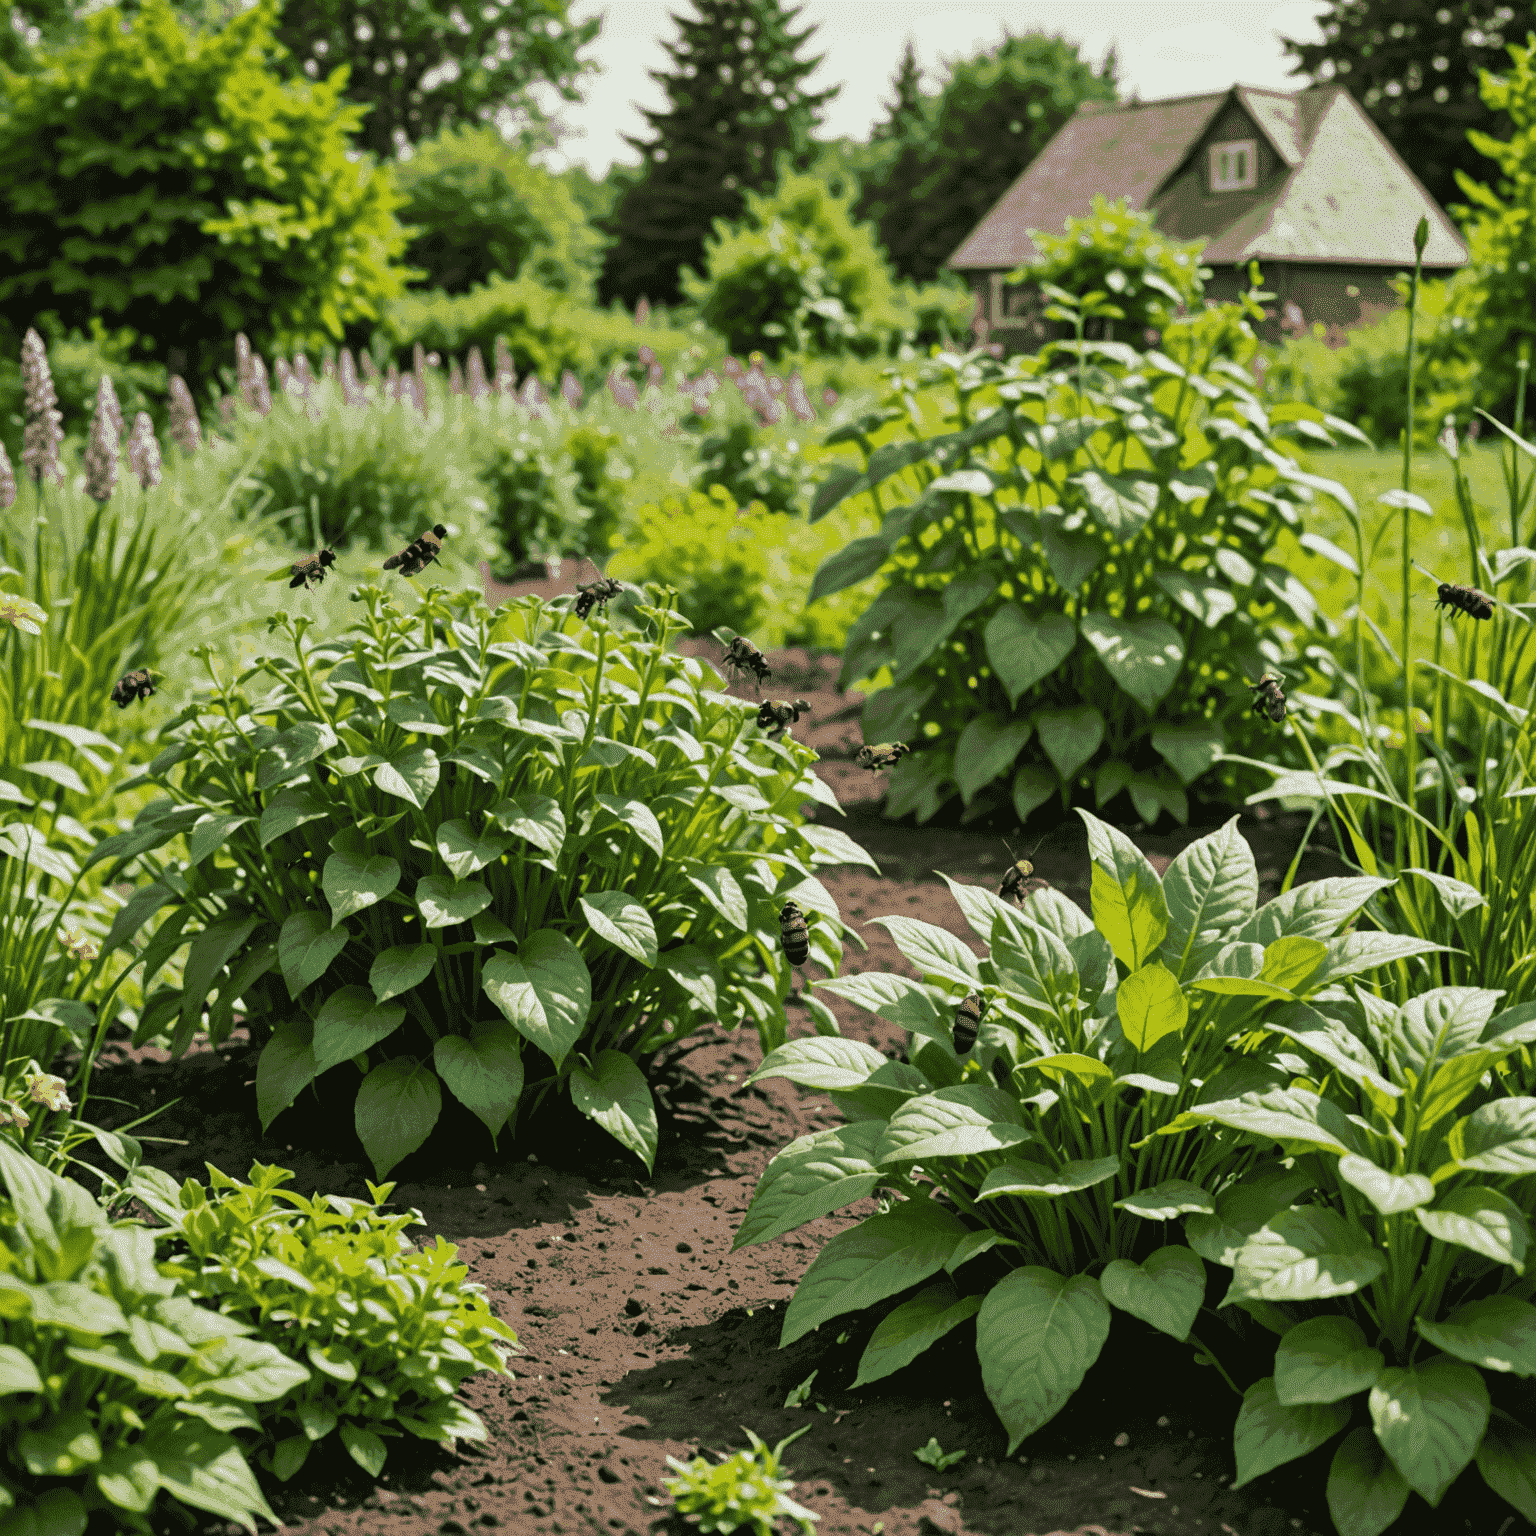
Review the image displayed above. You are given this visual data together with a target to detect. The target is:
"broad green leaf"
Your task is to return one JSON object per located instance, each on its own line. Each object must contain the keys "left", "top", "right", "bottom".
{"left": 733, "top": 1122, "right": 886, "bottom": 1249}
{"left": 187, "top": 812, "right": 251, "bottom": 867}
{"left": 311, "top": 988, "right": 406, "bottom": 1078}
{"left": 1079, "top": 809, "right": 1168, "bottom": 969}
{"left": 1040, "top": 516, "right": 1103, "bottom": 589}
{"left": 1100, "top": 1245, "right": 1204, "bottom": 1340}
{"left": 1080, "top": 611, "right": 1184, "bottom": 711}
{"left": 976, "top": 1267, "right": 1111, "bottom": 1454}
{"left": 799, "top": 822, "right": 881, "bottom": 875}
{"left": 1114, "top": 1180, "right": 1215, "bottom": 1220}
{"left": 139, "top": 1416, "right": 276, "bottom": 1526}
{"left": 594, "top": 795, "right": 666, "bottom": 859}
{"left": 369, "top": 944, "right": 436, "bottom": 1004}
{"left": 1394, "top": 986, "right": 1505, "bottom": 1077}
{"left": 1116, "top": 962, "right": 1186, "bottom": 1052}
{"left": 1012, "top": 763, "right": 1057, "bottom": 822}
{"left": 481, "top": 931, "right": 591, "bottom": 1068}
{"left": 807, "top": 535, "right": 891, "bottom": 604}
{"left": 178, "top": 916, "right": 261, "bottom": 1035}
{"left": 1369, "top": 1357, "right": 1489, "bottom": 1506}
{"left": 1274, "top": 1316, "right": 1385, "bottom": 1405}
{"left": 1229, "top": 1206, "right": 1386, "bottom": 1302}
{"left": 982, "top": 607, "right": 1076, "bottom": 706}
{"left": 1449, "top": 1097, "right": 1536, "bottom": 1175}
{"left": 954, "top": 714, "right": 1033, "bottom": 804}
{"left": 1475, "top": 1415, "right": 1536, "bottom": 1523}
{"left": 876, "top": 1086, "right": 1034, "bottom": 1164}
{"left": 434, "top": 819, "right": 511, "bottom": 879}
{"left": 258, "top": 789, "right": 330, "bottom": 848}
{"left": 100, "top": 881, "right": 177, "bottom": 959}
{"left": 354, "top": 1056, "right": 442, "bottom": 1181}
{"left": 95, "top": 1445, "right": 159, "bottom": 1511}
{"left": 256, "top": 721, "right": 338, "bottom": 791}
{"left": 1158, "top": 816, "right": 1257, "bottom": 978}
{"left": 278, "top": 911, "right": 349, "bottom": 998}
{"left": 1154, "top": 568, "right": 1238, "bottom": 627}
{"left": 686, "top": 864, "right": 749, "bottom": 930}
{"left": 1416, "top": 1186, "right": 1530, "bottom": 1270}
{"left": 1150, "top": 723, "right": 1226, "bottom": 790}
{"left": 1327, "top": 1426, "right": 1411, "bottom": 1536}
{"left": 491, "top": 794, "right": 565, "bottom": 859}
{"left": 256, "top": 1019, "right": 315, "bottom": 1131}
{"left": 1260, "top": 935, "right": 1328, "bottom": 995}
{"left": 1035, "top": 704, "right": 1105, "bottom": 782}
{"left": 977, "top": 1156, "right": 1118, "bottom": 1200}
{"left": 1236, "top": 876, "right": 1394, "bottom": 945}
{"left": 415, "top": 876, "right": 492, "bottom": 929}
{"left": 0, "top": 1343, "right": 43, "bottom": 1394}
{"left": 374, "top": 747, "right": 440, "bottom": 808}
{"left": 1403, "top": 867, "right": 1486, "bottom": 918}
{"left": 816, "top": 972, "right": 948, "bottom": 1040}
{"left": 385, "top": 693, "right": 450, "bottom": 735}
{"left": 1023, "top": 1053, "right": 1114, "bottom": 1095}
{"left": 851, "top": 1281, "right": 983, "bottom": 1389}
{"left": 991, "top": 920, "right": 1077, "bottom": 1013}
{"left": 1184, "top": 1165, "right": 1316, "bottom": 1267}
{"left": 1417, "top": 1296, "right": 1536, "bottom": 1377}
{"left": 322, "top": 846, "right": 401, "bottom": 927}
{"left": 579, "top": 891, "right": 658, "bottom": 966}
{"left": 339, "top": 1423, "right": 387, "bottom": 1478}
{"left": 779, "top": 1200, "right": 969, "bottom": 1347}
{"left": 750, "top": 1036, "right": 888, "bottom": 1092}
{"left": 569, "top": 1050, "right": 658, "bottom": 1172}
{"left": 1336, "top": 1154, "right": 1433, "bottom": 1215}
{"left": 1233, "top": 1377, "right": 1349, "bottom": 1488}
{"left": 1074, "top": 469, "right": 1160, "bottom": 539}
{"left": 1175, "top": 1086, "right": 1350, "bottom": 1155}
{"left": 865, "top": 916, "right": 980, "bottom": 988}
{"left": 658, "top": 946, "right": 721, "bottom": 1015}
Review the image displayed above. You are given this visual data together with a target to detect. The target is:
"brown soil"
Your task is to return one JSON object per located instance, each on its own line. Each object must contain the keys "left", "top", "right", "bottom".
{"left": 71, "top": 570, "right": 1522, "bottom": 1536}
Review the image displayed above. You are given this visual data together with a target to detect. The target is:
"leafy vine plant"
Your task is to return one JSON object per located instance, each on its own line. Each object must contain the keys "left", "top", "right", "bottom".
{"left": 98, "top": 581, "right": 872, "bottom": 1178}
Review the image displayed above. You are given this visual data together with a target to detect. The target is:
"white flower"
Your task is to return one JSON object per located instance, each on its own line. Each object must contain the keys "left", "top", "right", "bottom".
{"left": 24, "top": 1073, "right": 71, "bottom": 1113}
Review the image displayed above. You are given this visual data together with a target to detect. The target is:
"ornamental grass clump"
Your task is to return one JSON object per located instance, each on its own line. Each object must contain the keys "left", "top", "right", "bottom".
{"left": 104, "top": 583, "right": 869, "bottom": 1177}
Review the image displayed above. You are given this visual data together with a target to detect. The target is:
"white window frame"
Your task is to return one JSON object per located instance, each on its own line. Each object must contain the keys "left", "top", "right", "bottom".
{"left": 1209, "top": 138, "right": 1258, "bottom": 192}
{"left": 989, "top": 272, "right": 1036, "bottom": 328}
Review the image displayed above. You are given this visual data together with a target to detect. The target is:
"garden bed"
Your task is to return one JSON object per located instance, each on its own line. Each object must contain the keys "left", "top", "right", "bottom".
{"left": 73, "top": 579, "right": 1512, "bottom": 1536}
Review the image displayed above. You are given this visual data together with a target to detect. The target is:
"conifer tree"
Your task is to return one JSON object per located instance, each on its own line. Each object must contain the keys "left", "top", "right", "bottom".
{"left": 870, "top": 38, "right": 926, "bottom": 145}
{"left": 595, "top": 0, "right": 840, "bottom": 311}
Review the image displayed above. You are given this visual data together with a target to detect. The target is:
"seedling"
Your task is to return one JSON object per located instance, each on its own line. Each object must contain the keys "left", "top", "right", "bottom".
{"left": 663, "top": 1423, "right": 819, "bottom": 1535}
{"left": 783, "top": 1370, "right": 817, "bottom": 1409}
{"left": 914, "top": 1437, "right": 967, "bottom": 1470}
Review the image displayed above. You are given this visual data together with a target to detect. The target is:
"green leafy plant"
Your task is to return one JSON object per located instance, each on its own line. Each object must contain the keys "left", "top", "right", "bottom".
{"left": 662, "top": 1422, "right": 818, "bottom": 1536}
{"left": 0, "top": 1137, "right": 306, "bottom": 1534}
{"left": 1165, "top": 984, "right": 1536, "bottom": 1534}
{"left": 124, "top": 1159, "right": 517, "bottom": 1482}
{"left": 913, "top": 1436, "right": 966, "bottom": 1469}
{"left": 807, "top": 289, "right": 1360, "bottom": 826}
{"left": 105, "top": 584, "right": 867, "bottom": 1177}
{"left": 462, "top": 421, "right": 586, "bottom": 576}
{"left": 734, "top": 812, "right": 1436, "bottom": 1453}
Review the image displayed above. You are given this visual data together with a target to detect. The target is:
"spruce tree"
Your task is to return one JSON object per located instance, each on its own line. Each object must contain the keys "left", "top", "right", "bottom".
{"left": 594, "top": 0, "right": 840, "bottom": 311}
{"left": 870, "top": 38, "right": 926, "bottom": 145}
{"left": 1283, "top": 1, "right": 1516, "bottom": 214}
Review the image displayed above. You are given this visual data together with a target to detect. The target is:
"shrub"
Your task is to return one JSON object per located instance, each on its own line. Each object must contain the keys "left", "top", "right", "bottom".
{"left": 126, "top": 1160, "right": 517, "bottom": 1482}
{"left": 0, "top": 0, "right": 410, "bottom": 386}
{"left": 736, "top": 815, "right": 1435, "bottom": 1455}
{"left": 391, "top": 123, "right": 603, "bottom": 301}
{"left": 104, "top": 586, "right": 868, "bottom": 1177}
{"left": 460, "top": 421, "right": 586, "bottom": 576}
{"left": 0, "top": 1138, "right": 304, "bottom": 1533}
{"left": 807, "top": 297, "right": 1357, "bottom": 827}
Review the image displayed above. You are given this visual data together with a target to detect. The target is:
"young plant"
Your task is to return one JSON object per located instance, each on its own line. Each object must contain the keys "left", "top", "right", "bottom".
{"left": 734, "top": 812, "right": 1437, "bottom": 1453}
{"left": 102, "top": 584, "right": 868, "bottom": 1177}
{"left": 1164, "top": 985, "right": 1536, "bottom": 1535}
{"left": 0, "top": 1137, "right": 306, "bottom": 1534}
{"left": 124, "top": 1160, "right": 517, "bottom": 1481}
{"left": 662, "top": 1422, "right": 819, "bottom": 1536}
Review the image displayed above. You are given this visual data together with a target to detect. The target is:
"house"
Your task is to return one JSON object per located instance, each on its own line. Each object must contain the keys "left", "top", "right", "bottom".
{"left": 946, "top": 83, "right": 1469, "bottom": 351}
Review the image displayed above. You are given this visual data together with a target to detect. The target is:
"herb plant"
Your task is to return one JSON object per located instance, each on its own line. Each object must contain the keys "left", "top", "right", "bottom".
{"left": 0, "top": 1138, "right": 306, "bottom": 1534}
{"left": 806, "top": 286, "right": 1366, "bottom": 825}
{"left": 125, "top": 1159, "right": 517, "bottom": 1481}
{"left": 735, "top": 812, "right": 1435, "bottom": 1452}
{"left": 105, "top": 584, "right": 867, "bottom": 1177}
{"left": 662, "top": 1422, "right": 819, "bottom": 1536}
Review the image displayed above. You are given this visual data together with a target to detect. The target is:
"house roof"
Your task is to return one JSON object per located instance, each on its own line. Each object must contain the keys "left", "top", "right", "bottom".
{"left": 947, "top": 83, "right": 1468, "bottom": 273}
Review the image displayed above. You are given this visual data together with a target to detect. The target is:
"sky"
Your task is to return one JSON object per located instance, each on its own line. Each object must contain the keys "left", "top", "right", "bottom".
{"left": 532, "top": 0, "right": 1332, "bottom": 175}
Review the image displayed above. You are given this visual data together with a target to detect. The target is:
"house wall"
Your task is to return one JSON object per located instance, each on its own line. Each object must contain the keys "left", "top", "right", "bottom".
{"left": 1153, "top": 101, "right": 1285, "bottom": 246}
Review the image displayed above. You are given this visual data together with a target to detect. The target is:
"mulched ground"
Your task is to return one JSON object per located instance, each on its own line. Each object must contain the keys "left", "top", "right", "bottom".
{"left": 73, "top": 568, "right": 1527, "bottom": 1536}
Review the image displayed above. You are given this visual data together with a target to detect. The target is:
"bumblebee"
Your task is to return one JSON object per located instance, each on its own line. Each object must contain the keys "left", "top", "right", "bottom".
{"left": 574, "top": 576, "right": 623, "bottom": 621}
{"left": 289, "top": 548, "right": 337, "bottom": 590}
{"left": 952, "top": 993, "right": 985, "bottom": 1054}
{"left": 1414, "top": 562, "right": 1495, "bottom": 622}
{"left": 384, "top": 524, "right": 449, "bottom": 578}
{"left": 999, "top": 840, "right": 1046, "bottom": 905}
{"left": 756, "top": 698, "right": 811, "bottom": 738}
{"left": 722, "top": 636, "right": 772, "bottom": 689}
{"left": 1248, "top": 672, "right": 1287, "bottom": 724}
{"left": 857, "top": 742, "right": 910, "bottom": 772}
{"left": 110, "top": 668, "right": 156, "bottom": 709}
{"left": 779, "top": 900, "right": 809, "bottom": 966}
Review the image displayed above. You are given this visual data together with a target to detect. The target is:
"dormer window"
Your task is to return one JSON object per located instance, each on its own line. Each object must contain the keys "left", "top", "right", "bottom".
{"left": 1210, "top": 138, "right": 1258, "bottom": 192}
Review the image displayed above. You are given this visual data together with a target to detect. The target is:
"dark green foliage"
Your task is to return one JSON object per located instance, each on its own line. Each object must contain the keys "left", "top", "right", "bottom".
{"left": 391, "top": 124, "right": 604, "bottom": 299}
{"left": 594, "top": 0, "right": 841, "bottom": 311}
{"left": 1283, "top": 0, "right": 1514, "bottom": 214}
{"left": 464, "top": 425, "right": 586, "bottom": 575}
{"left": 870, "top": 37, "right": 927, "bottom": 146}
{"left": 561, "top": 423, "right": 629, "bottom": 558}
{"left": 695, "top": 419, "right": 819, "bottom": 516}
{"left": 854, "top": 31, "right": 1118, "bottom": 285}
{"left": 271, "top": 0, "right": 601, "bottom": 160}
{"left": 0, "top": 0, "right": 410, "bottom": 387}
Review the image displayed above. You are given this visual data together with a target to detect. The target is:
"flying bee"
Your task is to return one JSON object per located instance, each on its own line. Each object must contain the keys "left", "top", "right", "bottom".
{"left": 288, "top": 548, "right": 337, "bottom": 590}
{"left": 1413, "top": 561, "right": 1495, "bottom": 622}
{"left": 998, "top": 839, "right": 1046, "bottom": 905}
{"left": 779, "top": 900, "right": 810, "bottom": 966}
{"left": 1248, "top": 672, "right": 1288, "bottom": 723}
{"left": 857, "top": 742, "right": 910, "bottom": 773}
{"left": 756, "top": 698, "right": 811, "bottom": 738}
{"left": 722, "top": 636, "right": 772, "bottom": 690}
{"left": 110, "top": 668, "right": 156, "bottom": 709}
{"left": 383, "top": 523, "right": 449, "bottom": 577}
{"left": 952, "top": 993, "right": 985, "bottom": 1054}
{"left": 574, "top": 576, "right": 623, "bottom": 621}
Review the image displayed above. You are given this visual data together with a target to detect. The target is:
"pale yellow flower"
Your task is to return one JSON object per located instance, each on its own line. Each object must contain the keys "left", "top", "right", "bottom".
{"left": 0, "top": 1099, "right": 30, "bottom": 1131}
{"left": 60, "top": 929, "right": 99, "bottom": 963}
{"left": 0, "top": 593, "right": 45, "bottom": 636}
{"left": 24, "top": 1073, "right": 70, "bottom": 1113}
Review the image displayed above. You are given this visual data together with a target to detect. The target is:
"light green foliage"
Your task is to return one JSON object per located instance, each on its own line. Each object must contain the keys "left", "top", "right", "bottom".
{"left": 810, "top": 296, "right": 1345, "bottom": 826}
{"left": 1011, "top": 197, "right": 1209, "bottom": 340}
{"left": 0, "top": 0, "right": 410, "bottom": 385}
{"left": 607, "top": 487, "right": 878, "bottom": 651}
{"left": 125, "top": 1160, "right": 517, "bottom": 1482}
{"left": 663, "top": 1423, "right": 819, "bottom": 1536}
{"left": 391, "top": 124, "right": 604, "bottom": 300}
{"left": 461, "top": 423, "right": 587, "bottom": 575}
{"left": 106, "top": 586, "right": 859, "bottom": 1176}
{"left": 0, "top": 1138, "right": 302, "bottom": 1533}
{"left": 735, "top": 812, "right": 1425, "bottom": 1454}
